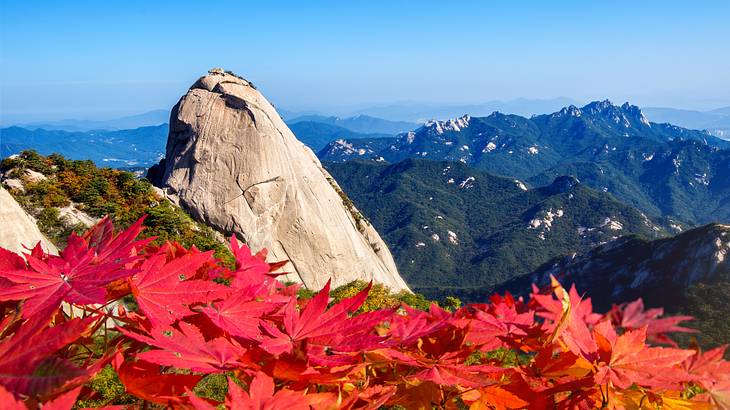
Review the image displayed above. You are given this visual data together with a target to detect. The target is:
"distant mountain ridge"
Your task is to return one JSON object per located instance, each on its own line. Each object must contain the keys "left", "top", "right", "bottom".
{"left": 325, "top": 159, "right": 667, "bottom": 298}
{"left": 1, "top": 112, "right": 414, "bottom": 166}
{"left": 286, "top": 121, "right": 392, "bottom": 151}
{"left": 15, "top": 109, "right": 170, "bottom": 132}
{"left": 643, "top": 106, "right": 730, "bottom": 139}
{"left": 329, "top": 97, "right": 582, "bottom": 122}
{"left": 287, "top": 114, "right": 417, "bottom": 135}
{"left": 0, "top": 125, "right": 167, "bottom": 168}
{"left": 320, "top": 100, "right": 730, "bottom": 225}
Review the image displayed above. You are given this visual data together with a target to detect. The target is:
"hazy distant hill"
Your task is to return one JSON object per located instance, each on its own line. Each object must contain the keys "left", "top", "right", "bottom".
{"left": 0, "top": 125, "right": 167, "bottom": 167}
{"left": 334, "top": 97, "right": 582, "bottom": 122}
{"left": 287, "top": 114, "right": 416, "bottom": 135}
{"left": 16, "top": 109, "right": 170, "bottom": 132}
{"left": 320, "top": 101, "right": 730, "bottom": 225}
{"left": 326, "top": 159, "right": 666, "bottom": 298}
{"left": 287, "top": 121, "right": 392, "bottom": 151}
{"left": 643, "top": 106, "right": 730, "bottom": 139}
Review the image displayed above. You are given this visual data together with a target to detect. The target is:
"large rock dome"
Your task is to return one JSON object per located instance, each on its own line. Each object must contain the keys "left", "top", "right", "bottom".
{"left": 150, "top": 69, "right": 409, "bottom": 291}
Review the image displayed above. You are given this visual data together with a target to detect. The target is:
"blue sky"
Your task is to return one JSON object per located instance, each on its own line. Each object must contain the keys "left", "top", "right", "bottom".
{"left": 1, "top": 0, "right": 729, "bottom": 122}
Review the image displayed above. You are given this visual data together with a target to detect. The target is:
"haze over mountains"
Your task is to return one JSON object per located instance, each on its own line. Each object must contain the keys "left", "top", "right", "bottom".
{"left": 5, "top": 99, "right": 729, "bottom": 162}
{"left": 7, "top": 97, "right": 730, "bottom": 137}
{"left": 0, "top": 125, "right": 167, "bottom": 168}
{"left": 643, "top": 106, "right": 730, "bottom": 139}
{"left": 13, "top": 109, "right": 170, "bottom": 132}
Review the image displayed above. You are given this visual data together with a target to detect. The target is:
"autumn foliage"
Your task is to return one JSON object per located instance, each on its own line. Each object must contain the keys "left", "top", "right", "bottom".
{"left": 0, "top": 218, "right": 728, "bottom": 409}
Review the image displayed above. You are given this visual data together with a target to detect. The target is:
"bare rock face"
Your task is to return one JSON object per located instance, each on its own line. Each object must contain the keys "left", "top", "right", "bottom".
{"left": 151, "top": 70, "right": 409, "bottom": 291}
{"left": 0, "top": 187, "right": 58, "bottom": 255}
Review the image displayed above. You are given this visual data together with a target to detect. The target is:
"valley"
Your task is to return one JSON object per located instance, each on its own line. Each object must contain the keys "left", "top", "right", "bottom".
{"left": 325, "top": 159, "right": 667, "bottom": 296}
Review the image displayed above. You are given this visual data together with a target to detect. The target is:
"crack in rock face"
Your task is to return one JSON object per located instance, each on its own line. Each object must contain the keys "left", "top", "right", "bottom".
{"left": 152, "top": 70, "right": 410, "bottom": 292}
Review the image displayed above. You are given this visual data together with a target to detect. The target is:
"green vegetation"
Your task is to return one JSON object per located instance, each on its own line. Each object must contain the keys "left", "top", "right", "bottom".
{"left": 326, "top": 176, "right": 369, "bottom": 234}
{"left": 326, "top": 158, "right": 665, "bottom": 301}
{"left": 329, "top": 280, "right": 434, "bottom": 312}
{"left": 1, "top": 150, "right": 234, "bottom": 265}
{"left": 290, "top": 279, "right": 442, "bottom": 312}
{"left": 194, "top": 373, "right": 229, "bottom": 402}
{"left": 75, "top": 366, "right": 136, "bottom": 408}
{"left": 681, "top": 280, "right": 730, "bottom": 356}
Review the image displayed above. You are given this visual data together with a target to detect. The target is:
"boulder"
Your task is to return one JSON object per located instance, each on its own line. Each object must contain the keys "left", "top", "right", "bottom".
{"left": 151, "top": 70, "right": 409, "bottom": 291}
{"left": 0, "top": 186, "right": 57, "bottom": 255}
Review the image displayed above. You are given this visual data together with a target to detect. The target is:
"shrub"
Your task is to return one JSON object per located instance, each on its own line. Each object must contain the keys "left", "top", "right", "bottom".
{"left": 330, "top": 280, "right": 432, "bottom": 312}
{"left": 1, "top": 150, "right": 235, "bottom": 266}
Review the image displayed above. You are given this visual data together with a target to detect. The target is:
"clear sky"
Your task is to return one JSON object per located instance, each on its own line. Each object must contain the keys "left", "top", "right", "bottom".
{"left": 1, "top": 0, "right": 729, "bottom": 122}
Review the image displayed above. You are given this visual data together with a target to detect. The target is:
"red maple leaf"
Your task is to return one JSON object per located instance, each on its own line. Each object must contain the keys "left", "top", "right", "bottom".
{"left": 704, "top": 378, "right": 730, "bottom": 410}
{"left": 0, "top": 384, "right": 25, "bottom": 409}
{"left": 339, "top": 384, "right": 397, "bottom": 410}
{"left": 0, "top": 316, "right": 97, "bottom": 397}
{"left": 113, "top": 353, "right": 202, "bottom": 405}
{"left": 681, "top": 345, "right": 730, "bottom": 408}
{"left": 683, "top": 345, "right": 730, "bottom": 383}
{"left": 120, "top": 321, "right": 247, "bottom": 373}
{"left": 81, "top": 216, "right": 153, "bottom": 265}
{"left": 228, "top": 237, "right": 287, "bottom": 290}
{"left": 610, "top": 299, "right": 697, "bottom": 346}
{"left": 386, "top": 306, "right": 450, "bottom": 347}
{"left": 259, "top": 280, "right": 378, "bottom": 356}
{"left": 593, "top": 327, "right": 694, "bottom": 389}
{"left": 38, "top": 386, "right": 82, "bottom": 410}
{"left": 0, "top": 247, "right": 25, "bottom": 288}
{"left": 189, "top": 372, "right": 318, "bottom": 410}
{"left": 0, "top": 218, "right": 149, "bottom": 319}
{"left": 470, "top": 385, "right": 531, "bottom": 410}
{"left": 0, "top": 384, "right": 82, "bottom": 410}
{"left": 199, "top": 291, "right": 278, "bottom": 341}
{"left": 455, "top": 307, "right": 534, "bottom": 352}
{"left": 412, "top": 363, "right": 502, "bottom": 388}
{"left": 129, "top": 249, "right": 231, "bottom": 327}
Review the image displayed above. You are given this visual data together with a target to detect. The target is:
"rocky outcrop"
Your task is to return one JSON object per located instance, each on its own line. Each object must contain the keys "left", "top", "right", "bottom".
{"left": 0, "top": 186, "right": 57, "bottom": 255}
{"left": 150, "top": 70, "right": 409, "bottom": 291}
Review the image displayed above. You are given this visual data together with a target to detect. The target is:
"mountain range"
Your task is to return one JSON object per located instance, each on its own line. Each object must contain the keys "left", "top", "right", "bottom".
{"left": 303, "top": 97, "right": 583, "bottom": 122}
{"left": 286, "top": 122, "right": 392, "bottom": 151}
{"left": 286, "top": 114, "right": 417, "bottom": 135}
{"left": 13, "top": 109, "right": 170, "bottom": 132}
{"left": 0, "top": 114, "right": 411, "bottom": 164}
{"left": 325, "top": 159, "right": 668, "bottom": 298}
{"left": 320, "top": 101, "right": 730, "bottom": 225}
{"left": 0, "top": 125, "right": 167, "bottom": 168}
